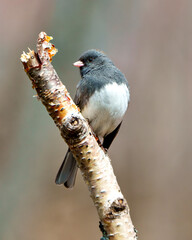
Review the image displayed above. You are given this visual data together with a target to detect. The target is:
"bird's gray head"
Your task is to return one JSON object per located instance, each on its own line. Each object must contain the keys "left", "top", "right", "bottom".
{"left": 73, "top": 49, "right": 113, "bottom": 76}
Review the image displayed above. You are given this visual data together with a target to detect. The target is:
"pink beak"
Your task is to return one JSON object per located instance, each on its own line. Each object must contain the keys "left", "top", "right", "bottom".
{"left": 73, "top": 60, "right": 84, "bottom": 67}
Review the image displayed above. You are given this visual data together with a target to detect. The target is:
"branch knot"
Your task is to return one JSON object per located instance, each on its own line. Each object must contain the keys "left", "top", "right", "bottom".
{"left": 61, "top": 114, "right": 88, "bottom": 145}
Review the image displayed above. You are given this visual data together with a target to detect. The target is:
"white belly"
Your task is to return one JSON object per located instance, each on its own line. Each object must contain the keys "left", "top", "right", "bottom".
{"left": 81, "top": 82, "right": 130, "bottom": 137}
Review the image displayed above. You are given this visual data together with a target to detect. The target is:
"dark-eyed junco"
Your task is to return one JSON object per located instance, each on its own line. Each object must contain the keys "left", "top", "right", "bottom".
{"left": 55, "top": 49, "right": 130, "bottom": 188}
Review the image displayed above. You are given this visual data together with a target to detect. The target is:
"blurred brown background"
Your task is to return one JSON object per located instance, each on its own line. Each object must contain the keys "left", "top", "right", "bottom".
{"left": 1, "top": 0, "right": 192, "bottom": 239}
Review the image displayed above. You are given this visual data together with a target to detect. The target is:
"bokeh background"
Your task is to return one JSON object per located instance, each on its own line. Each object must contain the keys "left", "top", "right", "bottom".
{"left": 1, "top": 0, "right": 192, "bottom": 239}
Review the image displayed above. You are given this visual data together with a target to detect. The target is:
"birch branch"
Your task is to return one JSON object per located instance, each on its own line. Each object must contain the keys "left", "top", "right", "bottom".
{"left": 20, "top": 32, "right": 137, "bottom": 240}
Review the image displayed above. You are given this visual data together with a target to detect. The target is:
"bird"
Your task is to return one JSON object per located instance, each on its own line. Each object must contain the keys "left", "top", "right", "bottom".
{"left": 55, "top": 49, "right": 130, "bottom": 188}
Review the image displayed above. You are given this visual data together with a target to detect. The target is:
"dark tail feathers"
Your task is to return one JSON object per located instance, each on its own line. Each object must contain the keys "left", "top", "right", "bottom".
{"left": 55, "top": 149, "right": 78, "bottom": 188}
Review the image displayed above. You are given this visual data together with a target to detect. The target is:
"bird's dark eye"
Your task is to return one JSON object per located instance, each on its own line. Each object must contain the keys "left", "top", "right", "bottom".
{"left": 88, "top": 57, "right": 93, "bottom": 62}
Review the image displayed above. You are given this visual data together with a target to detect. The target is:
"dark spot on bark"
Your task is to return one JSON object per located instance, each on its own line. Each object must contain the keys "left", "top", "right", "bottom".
{"left": 105, "top": 198, "right": 127, "bottom": 220}
{"left": 111, "top": 198, "right": 126, "bottom": 212}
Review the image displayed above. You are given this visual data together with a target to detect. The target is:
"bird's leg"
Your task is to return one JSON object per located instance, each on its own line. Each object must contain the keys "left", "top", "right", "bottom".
{"left": 92, "top": 132, "right": 108, "bottom": 153}
{"left": 91, "top": 129, "right": 102, "bottom": 147}
{"left": 86, "top": 119, "right": 107, "bottom": 153}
